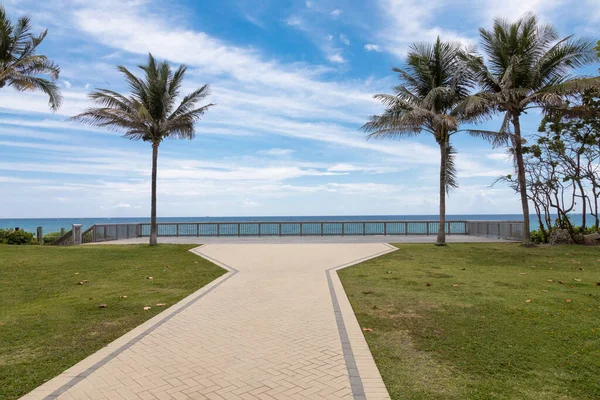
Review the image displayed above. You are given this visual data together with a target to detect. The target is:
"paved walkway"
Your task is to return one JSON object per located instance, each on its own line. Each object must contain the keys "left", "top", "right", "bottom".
{"left": 23, "top": 243, "right": 397, "bottom": 400}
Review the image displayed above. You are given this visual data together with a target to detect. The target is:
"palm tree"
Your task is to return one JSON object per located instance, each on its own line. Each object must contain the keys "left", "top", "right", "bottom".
{"left": 362, "top": 38, "right": 486, "bottom": 245}
{"left": 71, "top": 54, "right": 214, "bottom": 245}
{"left": 0, "top": 5, "right": 61, "bottom": 110}
{"left": 466, "top": 14, "right": 600, "bottom": 243}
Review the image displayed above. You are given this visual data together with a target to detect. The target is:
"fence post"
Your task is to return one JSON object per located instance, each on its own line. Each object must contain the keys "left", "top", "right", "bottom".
{"left": 300, "top": 223, "right": 303, "bottom": 236}
{"left": 238, "top": 223, "right": 241, "bottom": 237}
{"left": 60, "top": 227, "right": 65, "bottom": 236}
{"left": 72, "top": 224, "right": 82, "bottom": 245}
{"left": 321, "top": 222, "right": 324, "bottom": 236}
{"left": 447, "top": 221, "right": 451, "bottom": 235}
{"left": 36, "top": 226, "right": 43, "bottom": 245}
{"left": 384, "top": 222, "right": 387, "bottom": 236}
{"left": 509, "top": 223, "right": 513, "bottom": 239}
{"left": 405, "top": 222, "right": 408, "bottom": 235}
{"left": 342, "top": 223, "right": 345, "bottom": 236}
{"left": 363, "top": 222, "right": 366, "bottom": 236}
{"left": 93, "top": 226, "right": 97, "bottom": 242}
{"left": 217, "top": 224, "right": 221, "bottom": 237}
{"left": 279, "top": 223, "right": 282, "bottom": 237}
{"left": 258, "top": 223, "right": 261, "bottom": 237}
{"left": 426, "top": 222, "right": 429, "bottom": 235}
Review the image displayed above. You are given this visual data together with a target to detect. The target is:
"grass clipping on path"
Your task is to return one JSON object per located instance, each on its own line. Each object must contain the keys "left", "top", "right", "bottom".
{"left": 339, "top": 244, "right": 600, "bottom": 400}
{"left": 0, "top": 244, "right": 225, "bottom": 400}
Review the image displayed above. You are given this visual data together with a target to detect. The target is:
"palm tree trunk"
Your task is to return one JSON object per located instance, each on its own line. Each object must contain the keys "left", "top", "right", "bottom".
{"left": 512, "top": 113, "right": 531, "bottom": 244}
{"left": 150, "top": 142, "right": 159, "bottom": 246}
{"left": 436, "top": 140, "right": 447, "bottom": 246}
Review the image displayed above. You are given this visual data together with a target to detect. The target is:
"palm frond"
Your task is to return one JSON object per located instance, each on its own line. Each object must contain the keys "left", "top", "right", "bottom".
{"left": 443, "top": 142, "right": 459, "bottom": 192}
{"left": 0, "top": 6, "right": 61, "bottom": 110}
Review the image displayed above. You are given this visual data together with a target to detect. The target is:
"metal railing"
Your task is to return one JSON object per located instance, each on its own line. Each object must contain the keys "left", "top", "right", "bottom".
{"left": 52, "top": 220, "right": 524, "bottom": 245}
{"left": 467, "top": 220, "right": 524, "bottom": 240}
{"left": 137, "top": 220, "right": 470, "bottom": 237}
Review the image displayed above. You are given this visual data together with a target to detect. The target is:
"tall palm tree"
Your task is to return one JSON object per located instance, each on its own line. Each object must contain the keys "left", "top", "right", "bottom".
{"left": 71, "top": 54, "right": 214, "bottom": 245}
{"left": 466, "top": 14, "right": 599, "bottom": 243}
{"left": 362, "top": 38, "right": 486, "bottom": 246}
{"left": 0, "top": 5, "right": 61, "bottom": 110}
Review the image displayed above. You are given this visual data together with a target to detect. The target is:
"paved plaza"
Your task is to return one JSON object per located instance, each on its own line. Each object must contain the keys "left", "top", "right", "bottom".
{"left": 23, "top": 243, "right": 397, "bottom": 400}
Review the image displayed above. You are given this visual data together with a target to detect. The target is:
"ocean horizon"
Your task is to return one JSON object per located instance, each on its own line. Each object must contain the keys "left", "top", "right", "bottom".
{"left": 0, "top": 214, "right": 588, "bottom": 234}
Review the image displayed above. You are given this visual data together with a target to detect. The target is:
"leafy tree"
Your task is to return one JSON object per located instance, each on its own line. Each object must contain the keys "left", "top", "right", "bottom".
{"left": 71, "top": 54, "right": 214, "bottom": 245}
{"left": 0, "top": 5, "right": 61, "bottom": 110}
{"left": 362, "top": 38, "right": 487, "bottom": 246}
{"left": 466, "top": 14, "right": 599, "bottom": 243}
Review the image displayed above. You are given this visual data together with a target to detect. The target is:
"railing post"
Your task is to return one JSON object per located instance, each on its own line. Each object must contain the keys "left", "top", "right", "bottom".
{"left": 426, "top": 222, "right": 429, "bottom": 235}
{"left": 176, "top": 224, "right": 179, "bottom": 237}
{"left": 498, "top": 222, "right": 501, "bottom": 237}
{"left": 363, "top": 222, "right": 366, "bottom": 236}
{"left": 300, "top": 223, "right": 303, "bottom": 236}
{"left": 217, "top": 224, "right": 221, "bottom": 237}
{"left": 509, "top": 223, "right": 513, "bottom": 239}
{"left": 238, "top": 223, "right": 241, "bottom": 237}
{"left": 258, "top": 223, "right": 261, "bottom": 237}
{"left": 37, "top": 226, "right": 43, "bottom": 245}
{"left": 93, "top": 226, "right": 97, "bottom": 242}
{"left": 321, "top": 222, "right": 324, "bottom": 236}
{"left": 384, "top": 222, "right": 387, "bottom": 236}
{"left": 72, "top": 224, "right": 82, "bottom": 245}
{"left": 61, "top": 227, "right": 65, "bottom": 236}
{"left": 405, "top": 222, "right": 408, "bottom": 235}
{"left": 342, "top": 223, "right": 345, "bottom": 236}
{"left": 447, "top": 221, "right": 451, "bottom": 235}
{"left": 196, "top": 223, "right": 200, "bottom": 237}
{"left": 279, "top": 223, "right": 282, "bottom": 236}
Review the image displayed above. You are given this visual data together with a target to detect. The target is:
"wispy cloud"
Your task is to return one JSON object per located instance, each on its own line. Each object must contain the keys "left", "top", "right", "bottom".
{"left": 364, "top": 43, "right": 381, "bottom": 52}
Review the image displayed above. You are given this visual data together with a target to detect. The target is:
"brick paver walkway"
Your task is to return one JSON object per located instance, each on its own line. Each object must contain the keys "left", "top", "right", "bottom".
{"left": 22, "top": 243, "right": 395, "bottom": 400}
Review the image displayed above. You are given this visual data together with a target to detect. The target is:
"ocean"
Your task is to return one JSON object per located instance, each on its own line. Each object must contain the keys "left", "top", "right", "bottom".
{"left": 0, "top": 214, "right": 588, "bottom": 234}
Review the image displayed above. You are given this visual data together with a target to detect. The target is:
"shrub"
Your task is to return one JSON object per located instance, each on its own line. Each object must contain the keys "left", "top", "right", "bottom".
{"left": 42, "top": 231, "right": 64, "bottom": 245}
{"left": 0, "top": 229, "right": 34, "bottom": 245}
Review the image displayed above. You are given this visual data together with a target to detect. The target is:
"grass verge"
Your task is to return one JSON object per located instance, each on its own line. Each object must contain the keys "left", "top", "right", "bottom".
{"left": 0, "top": 244, "right": 225, "bottom": 400}
{"left": 339, "top": 243, "right": 600, "bottom": 400}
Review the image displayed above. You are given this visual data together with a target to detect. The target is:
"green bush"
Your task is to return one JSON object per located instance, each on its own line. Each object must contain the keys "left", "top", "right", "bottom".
{"left": 0, "top": 229, "right": 34, "bottom": 245}
{"left": 530, "top": 229, "right": 547, "bottom": 244}
{"left": 531, "top": 225, "right": 600, "bottom": 245}
{"left": 42, "top": 231, "right": 64, "bottom": 245}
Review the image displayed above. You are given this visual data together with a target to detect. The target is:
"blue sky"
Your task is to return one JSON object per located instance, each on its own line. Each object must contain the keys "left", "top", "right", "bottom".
{"left": 0, "top": 0, "right": 598, "bottom": 218}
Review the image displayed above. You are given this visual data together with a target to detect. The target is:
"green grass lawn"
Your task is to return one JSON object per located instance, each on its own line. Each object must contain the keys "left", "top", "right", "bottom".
{"left": 0, "top": 244, "right": 224, "bottom": 400}
{"left": 339, "top": 244, "right": 600, "bottom": 400}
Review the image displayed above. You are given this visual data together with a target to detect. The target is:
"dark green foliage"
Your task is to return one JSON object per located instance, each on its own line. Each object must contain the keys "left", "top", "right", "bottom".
{"left": 0, "top": 229, "right": 34, "bottom": 245}
{"left": 0, "top": 5, "right": 61, "bottom": 110}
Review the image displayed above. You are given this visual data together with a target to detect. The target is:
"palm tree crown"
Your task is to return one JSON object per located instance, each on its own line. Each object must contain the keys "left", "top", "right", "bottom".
{"left": 362, "top": 38, "right": 485, "bottom": 244}
{"left": 71, "top": 54, "right": 214, "bottom": 245}
{"left": 0, "top": 5, "right": 61, "bottom": 110}
{"left": 466, "top": 14, "right": 600, "bottom": 243}
{"left": 71, "top": 54, "right": 213, "bottom": 144}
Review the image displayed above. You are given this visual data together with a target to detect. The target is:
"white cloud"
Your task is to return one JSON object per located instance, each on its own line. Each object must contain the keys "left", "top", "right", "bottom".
{"left": 63, "top": 80, "right": 72, "bottom": 88}
{"left": 305, "top": 1, "right": 312, "bottom": 8}
{"left": 243, "top": 199, "right": 260, "bottom": 207}
{"left": 258, "top": 148, "right": 295, "bottom": 156}
{"left": 285, "top": 15, "right": 302, "bottom": 26}
{"left": 327, "top": 53, "right": 345, "bottom": 63}
{"left": 340, "top": 34, "right": 350, "bottom": 45}
{"left": 364, "top": 44, "right": 381, "bottom": 52}
{"left": 331, "top": 9, "right": 341, "bottom": 17}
